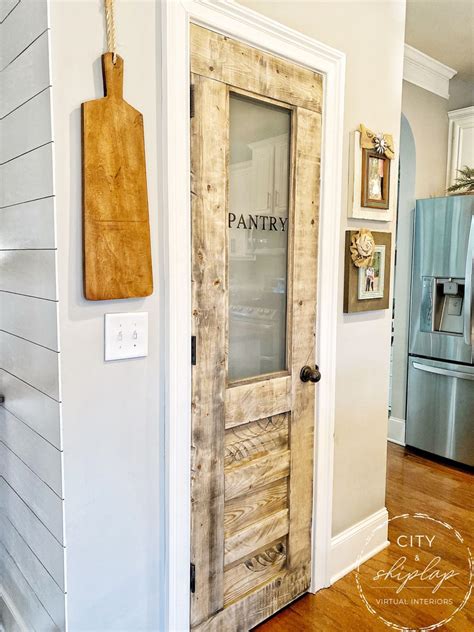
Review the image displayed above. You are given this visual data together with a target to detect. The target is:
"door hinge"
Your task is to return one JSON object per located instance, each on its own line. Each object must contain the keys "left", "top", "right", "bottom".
{"left": 190, "top": 563, "right": 196, "bottom": 593}
{"left": 191, "top": 335, "right": 196, "bottom": 365}
{"left": 190, "top": 84, "right": 195, "bottom": 118}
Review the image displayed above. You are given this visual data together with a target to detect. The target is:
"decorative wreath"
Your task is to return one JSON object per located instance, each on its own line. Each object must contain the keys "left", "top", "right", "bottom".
{"left": 350, "top": 229, "right": 375, "bottom": 268}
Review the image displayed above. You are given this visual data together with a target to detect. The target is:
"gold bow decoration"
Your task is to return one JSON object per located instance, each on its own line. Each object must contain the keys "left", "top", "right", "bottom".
{"left": 359, "top": 124, "right": 395, "bottom": 160}
{"left": 350, "top": 229, "right": 375, "bottom": 268}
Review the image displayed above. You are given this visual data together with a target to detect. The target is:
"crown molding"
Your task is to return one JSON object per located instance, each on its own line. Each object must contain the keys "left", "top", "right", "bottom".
{"left": 448, "top": 105, "right": 474, "bottom": 122}
{"left": 403, "top": 44, "right": 457, "bottom": 99}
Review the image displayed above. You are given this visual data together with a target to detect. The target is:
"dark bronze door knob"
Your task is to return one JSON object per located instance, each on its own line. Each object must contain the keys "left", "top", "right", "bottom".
{"left": 300, "top": 365, "right": 321, "bottom": 383}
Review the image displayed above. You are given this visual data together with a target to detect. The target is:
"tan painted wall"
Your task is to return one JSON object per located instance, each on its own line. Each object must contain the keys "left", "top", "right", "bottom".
{"left": 238, "top": 0, "right": 406, "bottom": 536}
{"left": 401, "top": 81, "right": 449, "bottom": 199}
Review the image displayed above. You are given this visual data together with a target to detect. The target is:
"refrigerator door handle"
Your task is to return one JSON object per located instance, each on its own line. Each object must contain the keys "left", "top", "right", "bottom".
{"left": 463, "top": 215, "right": 474, "bottom": 346}
{"left": 413, "top": 361, "right": 474, "bottom": 381}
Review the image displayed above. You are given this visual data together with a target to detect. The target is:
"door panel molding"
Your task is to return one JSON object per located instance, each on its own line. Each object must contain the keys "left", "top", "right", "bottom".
{"left": 287, "top": 107, "right": 320, "bottom": 571}
{"left": 192, "top": 566, "right": 310, "bottom": 632}
{"left": 225, "top": 450, "right": 290, "bottom": 502}
{"left": 225, "top": 375, "right": 291, "bottom": 427}
{"left": 161, "top": 2, "right": 345, "bottom": 630}
{"left": 224, "top": 508, "right": 289, "bottom": 568}
{"left": 190, "top": 24, "right": 322, "bottom": 113}
{"left": 190, "top": 74, "right": 228, "bottom": 625}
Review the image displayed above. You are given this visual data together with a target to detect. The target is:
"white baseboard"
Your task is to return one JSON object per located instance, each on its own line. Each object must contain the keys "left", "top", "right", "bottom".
{"left": 330, "top": 507, "right": 389, "bottom": 584}
{"left": 388, "top": 416, "right": 406, "bottom": 446}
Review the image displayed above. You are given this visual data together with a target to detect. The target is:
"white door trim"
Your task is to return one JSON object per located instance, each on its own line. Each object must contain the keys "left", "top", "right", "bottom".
{"left": 446, "top": 106, "right": 474, "bottom": 188}
{"left": 160, "top": 2, "right": 345, "bottom": 630}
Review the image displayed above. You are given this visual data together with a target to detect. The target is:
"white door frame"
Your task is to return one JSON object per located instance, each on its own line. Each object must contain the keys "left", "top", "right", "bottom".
{"left": 160, "top": 2, "right": 345, "bottom": 630}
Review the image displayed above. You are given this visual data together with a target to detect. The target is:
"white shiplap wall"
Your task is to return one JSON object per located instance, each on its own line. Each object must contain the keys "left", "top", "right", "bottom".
{"left": 0, "top": 1, "right": 65, "bottom": 630}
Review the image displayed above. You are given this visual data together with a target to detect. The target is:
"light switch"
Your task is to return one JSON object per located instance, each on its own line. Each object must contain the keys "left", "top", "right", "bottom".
{"left": 104, "top": 312, "right": 148, "bottom": 361}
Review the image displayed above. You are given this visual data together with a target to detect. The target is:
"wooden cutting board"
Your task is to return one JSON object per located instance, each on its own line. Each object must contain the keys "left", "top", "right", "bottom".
{"left": 82, "top": 53, "right": 153, "bottom": 300}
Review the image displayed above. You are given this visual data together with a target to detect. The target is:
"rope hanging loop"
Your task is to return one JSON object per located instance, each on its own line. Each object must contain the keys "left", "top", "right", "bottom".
{"left": 104, "top": 0, "right": 117, "bottom": 64}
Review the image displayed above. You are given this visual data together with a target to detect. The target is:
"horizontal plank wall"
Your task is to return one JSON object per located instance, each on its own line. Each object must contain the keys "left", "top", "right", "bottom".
{"left": 0, "top": 1, "right": 66, "bottom": 630}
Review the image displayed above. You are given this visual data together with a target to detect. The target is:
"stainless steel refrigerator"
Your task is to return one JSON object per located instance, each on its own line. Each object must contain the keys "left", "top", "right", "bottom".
{"left": 407, "top": 195, "right": 474, "bottom": 466}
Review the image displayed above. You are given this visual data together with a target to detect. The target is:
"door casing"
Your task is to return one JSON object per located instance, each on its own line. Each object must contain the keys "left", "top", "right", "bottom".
{"left": 160, "top": 2, "right": 346, "bottom": 630}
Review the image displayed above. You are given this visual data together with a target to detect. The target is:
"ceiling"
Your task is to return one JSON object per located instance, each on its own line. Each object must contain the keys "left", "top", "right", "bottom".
{"left": 405, "top": 0, "right": 474, "bottom": 82}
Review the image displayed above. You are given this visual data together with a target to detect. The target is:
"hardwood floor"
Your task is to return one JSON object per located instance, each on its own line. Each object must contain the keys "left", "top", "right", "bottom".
{"left": 255, "top": 443, "right": 474, "bottom": 631}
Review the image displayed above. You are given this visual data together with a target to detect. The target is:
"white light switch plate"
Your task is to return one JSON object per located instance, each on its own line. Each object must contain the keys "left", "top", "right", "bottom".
{"left": 104, "top": 312, "right": 148, "bottom": 361}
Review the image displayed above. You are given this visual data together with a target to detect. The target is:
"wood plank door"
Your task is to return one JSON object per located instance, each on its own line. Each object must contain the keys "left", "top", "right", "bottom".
{"left": 190, "top": 24, "right": 322, "bottom": 632}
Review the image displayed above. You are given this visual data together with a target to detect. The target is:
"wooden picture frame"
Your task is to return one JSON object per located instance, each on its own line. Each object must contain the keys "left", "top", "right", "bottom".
{"left": 348, "top": 131, "right": 393, "bottom": 221}
{"left": 361, "top": 148, "right": 390, "bottom": 209}
{"left": 344, "top": 230, "right": 392, "bottom": 313}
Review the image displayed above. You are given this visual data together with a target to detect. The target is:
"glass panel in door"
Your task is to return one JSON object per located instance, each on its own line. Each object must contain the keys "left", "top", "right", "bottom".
{"left": 228, "top": 93, "right": 291, "bottom": 381}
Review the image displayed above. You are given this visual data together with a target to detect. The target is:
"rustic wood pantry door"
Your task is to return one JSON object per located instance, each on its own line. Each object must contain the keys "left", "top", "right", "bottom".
{"left": 190, "top": 25, "right": 322, "bottom": 631}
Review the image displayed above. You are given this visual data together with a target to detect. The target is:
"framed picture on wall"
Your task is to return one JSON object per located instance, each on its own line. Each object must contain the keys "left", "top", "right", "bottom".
{"left": 348, "top": 131, "right": 394, "bottom": 221}
{"left": 361, "top": 149, "right": 390, "bottom": 209}
{"left": 344, "top": 231, "right": 392, "bottom": 313}
{"left": 357, "top": 245, "right": 386, "bottom": 299}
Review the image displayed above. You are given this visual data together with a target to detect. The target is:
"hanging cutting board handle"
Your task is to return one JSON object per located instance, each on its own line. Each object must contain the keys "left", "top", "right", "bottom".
{"left": 102, "top": 52, "right": 123, "bottom": 99}
{"left": 82, "top": 8, "right": 153, "bottom": 300}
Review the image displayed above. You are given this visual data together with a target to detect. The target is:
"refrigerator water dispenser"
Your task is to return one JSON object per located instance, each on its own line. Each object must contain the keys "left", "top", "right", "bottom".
{"left": 420, "top": 277, "right": 465, "bottom": 335}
